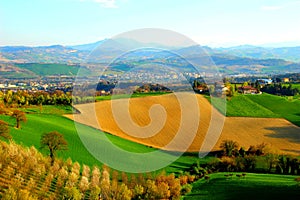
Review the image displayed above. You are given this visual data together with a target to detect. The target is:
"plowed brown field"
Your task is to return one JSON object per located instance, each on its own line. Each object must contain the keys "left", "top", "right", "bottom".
{"left": 66, "top": 93, "right": 300, "bottom": 155}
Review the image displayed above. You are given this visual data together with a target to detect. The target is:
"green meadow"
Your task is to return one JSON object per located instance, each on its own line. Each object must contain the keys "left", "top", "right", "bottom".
{"left": 0, "top": 108, "right": 199, "bottom": 174}
{"left": 246, "top": 93, "right": 300, "bottom": 126}
{"left": 16, "top": 63, "right": 91, "bottom": 76}
{"left": 184, "top": 172, "right": 300, "bottom": 200}
{"left": 210, "top": 92, "right": 300, "bottom": 127}
{"left": 225, "top": 94, "right": 279, "bottom": 118}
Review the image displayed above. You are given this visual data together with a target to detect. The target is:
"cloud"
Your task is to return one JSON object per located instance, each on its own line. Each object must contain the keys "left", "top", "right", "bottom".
{"left": 260, "top": 5, "right": 283, "bottom": 11}
{"left": 94, "top": 0, "right": 117, "bottom": 8}
{"left": 79, "top": 0, "right": 118, "bottom": 8}
{"left": 260, "top": 1, "right": 300, "bottom": 11}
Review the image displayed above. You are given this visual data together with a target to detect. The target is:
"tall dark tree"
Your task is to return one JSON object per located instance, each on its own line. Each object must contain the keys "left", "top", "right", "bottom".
{"left": 40, "top": 131, "right": 68, "bottom": 164}
{"left": 220, "top": 140, "right": 239, "bottom": 157}
{"left": 11, "top": 110, "right": 27, "bottom": 129}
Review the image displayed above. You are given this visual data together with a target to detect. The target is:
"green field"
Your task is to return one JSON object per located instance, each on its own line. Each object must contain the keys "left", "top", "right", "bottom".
{"left": 184, "top": 172, "right": 300, "bottom": 200}
{"left": 0, "top": 71, "right": 37, "bottom": 79}
{"left": 246, "top": 93, "right": 300, "bottom": 126}
{"left": 16, "top": 63, "right": 91, "bottom": 76}
{"left": 225, "top": 95, "right": 279, "bottom": 118}
{"left": 0, "top": 107, "right": 198, "bottom": 174}
{"left": 209, "top": 93, "right": 300, "bottom": 126}
{"left": 207, "top": 94, "right": 279, "bottom": 118}
{"left": 21, "top": 105, "right": 74, "bottom": 115}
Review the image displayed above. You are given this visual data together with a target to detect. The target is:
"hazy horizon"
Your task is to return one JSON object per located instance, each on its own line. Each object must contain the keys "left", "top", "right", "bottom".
{"left": 1, "top": 0, "right": 300, "bottom": 47}
{"left": 1, "top": 39, "right": 300, "bottom": 49}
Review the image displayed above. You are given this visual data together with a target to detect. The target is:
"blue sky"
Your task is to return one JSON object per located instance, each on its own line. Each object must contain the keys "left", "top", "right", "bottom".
{"left": 0, "top": 0, "right": 300, "bottom": 47}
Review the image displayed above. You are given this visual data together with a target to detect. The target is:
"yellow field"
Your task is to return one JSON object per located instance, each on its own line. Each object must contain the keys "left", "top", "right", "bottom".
{"left": 66, "top": 93, "right": 300, "bottom": 155}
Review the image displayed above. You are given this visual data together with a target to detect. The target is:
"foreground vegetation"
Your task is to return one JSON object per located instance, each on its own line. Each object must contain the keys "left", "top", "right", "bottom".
{"left": 2, "top": 138, "right": 299, "bottom": 199}
{"left": 0, "top": 141, "right": 190, "bottom": 199}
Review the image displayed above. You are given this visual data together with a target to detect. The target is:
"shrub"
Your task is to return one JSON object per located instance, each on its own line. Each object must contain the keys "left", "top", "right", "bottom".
{"left": 181, "top": 184, "right": 192, "bottom": 195}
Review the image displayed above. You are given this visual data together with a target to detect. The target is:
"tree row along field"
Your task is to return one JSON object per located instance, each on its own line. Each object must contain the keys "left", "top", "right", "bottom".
{"left": 0, "top": 141, "right": 188, "bottom": 199}
{"left": 67, "top": 93, "right": 300, "bottom": 155}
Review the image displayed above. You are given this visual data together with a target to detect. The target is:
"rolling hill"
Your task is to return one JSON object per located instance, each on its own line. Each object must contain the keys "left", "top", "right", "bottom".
{"left": 215, "top": 45, "right": 300, "bottom": 62}
{"left": 67, "top": 93, "right": 300, "bottom": 154}
{"left": 0, "top": 45, "right": 88, "bottom": 63}
{"left": 1, "top": 40, "right": 300, "bottom": 77}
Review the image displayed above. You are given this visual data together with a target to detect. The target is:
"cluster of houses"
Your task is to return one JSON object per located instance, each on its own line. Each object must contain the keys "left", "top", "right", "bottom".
{"left": 237, "top": 79, "right": 273, "bottom": 94}
{"left": 0, "top": 81, "right": 73, "bottom": 93}
{"left": 237, "top": 85, "right": 260, "bottom": 94}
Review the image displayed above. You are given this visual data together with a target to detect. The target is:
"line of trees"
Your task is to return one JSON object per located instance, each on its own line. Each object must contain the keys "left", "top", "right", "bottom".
{"left": 0, "top": 90, "right": 72, "bottom": 107}
{"left": 261, "top": 83, "right": 299, "bottom": 96}
{"left": 189, "top": 140, "right": 300, "bottom": 180}
{"left": 0, "top": 140, "right": 193, "bottom": 200}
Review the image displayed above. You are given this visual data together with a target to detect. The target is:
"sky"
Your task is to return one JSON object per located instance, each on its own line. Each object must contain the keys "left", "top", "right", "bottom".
{"left": 0, "top": 0, "right": 300, "bottom": 47}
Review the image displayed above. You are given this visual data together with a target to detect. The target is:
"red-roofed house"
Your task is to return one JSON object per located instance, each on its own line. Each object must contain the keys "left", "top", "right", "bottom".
{"left": 238, "top": 86, "right": 258, "bottom": 94}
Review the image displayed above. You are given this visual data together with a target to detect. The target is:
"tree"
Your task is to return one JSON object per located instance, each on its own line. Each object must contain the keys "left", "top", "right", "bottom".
{"left": 40, "top": 131, "right": 68, "bottom": 164}
{"left": 11, "top": 110, "right": 27, "bottom": 129}
{"left": 0, "top": 120, "right": 11, "bottom": 139}
{"left": 220, "top": 140, "right": 239, "bottom": 157}
{"left": 242, "top": 82, "right": 249, "bottom": 87}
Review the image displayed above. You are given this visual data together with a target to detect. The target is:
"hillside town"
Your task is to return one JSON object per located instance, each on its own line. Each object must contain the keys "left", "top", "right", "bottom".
{"left": 0, "top": 71, "right": 299, "bottom": 96}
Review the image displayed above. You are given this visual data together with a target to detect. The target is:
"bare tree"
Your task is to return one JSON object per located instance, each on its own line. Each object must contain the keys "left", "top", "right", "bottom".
{"left": 40, "top": 131, "right": 68, "bottom": 164}
{"left": 11, "top": 110, "right": 27, "bottom": 129}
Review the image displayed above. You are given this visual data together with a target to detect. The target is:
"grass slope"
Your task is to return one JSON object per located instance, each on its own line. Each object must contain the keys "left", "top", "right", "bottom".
{"left": 212, "top": 93, "right": 300, "bottom": 127}
{"left": 0, "top": 108, "right": 197, "bottom": 174}
{"left": 246, "top": 93, "right": 300, "bottom": 126}
{"left": 184, "top": 172, "right": 300, "bottom": 200}
{"left": 225, "top": 95, "right": 279, "bottom": 118}
{"left": 16, "top": 63, "right": 91, "bottom": 76}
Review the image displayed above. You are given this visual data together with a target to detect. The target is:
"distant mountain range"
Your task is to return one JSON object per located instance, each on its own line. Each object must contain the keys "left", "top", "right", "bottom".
{"left": 0, "top": 39, "right": 300, "bottom": 77}
{"left": 214, "top": 45, "right": 300, "bottom": 63}
{"left": 0, "top": 45, "right": 88, "bottom": 63}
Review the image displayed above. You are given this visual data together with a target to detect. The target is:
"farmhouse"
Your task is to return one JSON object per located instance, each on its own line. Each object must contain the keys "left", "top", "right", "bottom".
{"left": 238, "top": 86, "right": 258, "bottom": 94}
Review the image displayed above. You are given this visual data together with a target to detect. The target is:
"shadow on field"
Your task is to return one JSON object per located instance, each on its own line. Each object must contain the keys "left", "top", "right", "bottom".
{"left": 265, "top": 126, "right": 300, "bottom": 143}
